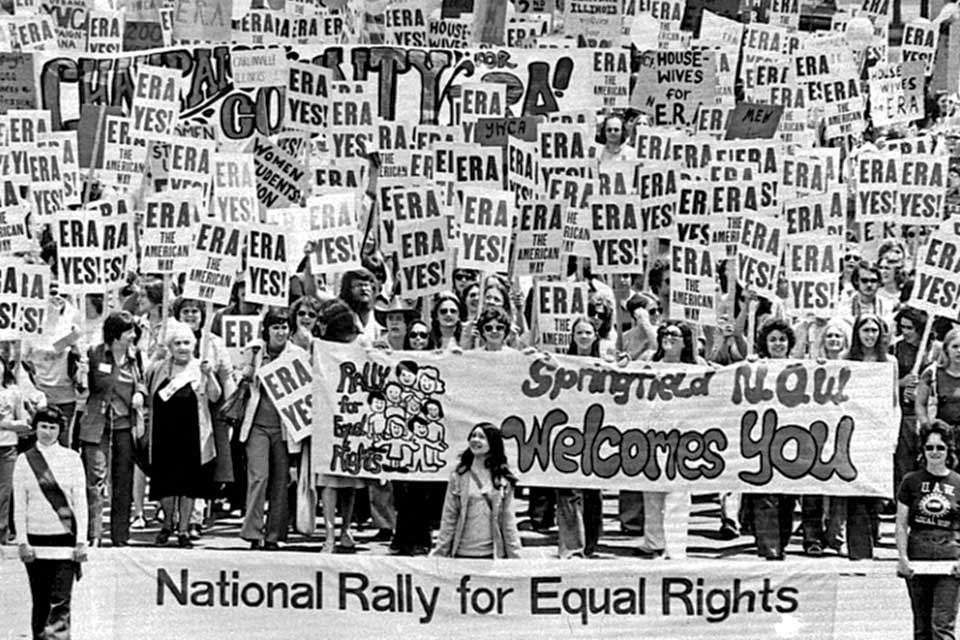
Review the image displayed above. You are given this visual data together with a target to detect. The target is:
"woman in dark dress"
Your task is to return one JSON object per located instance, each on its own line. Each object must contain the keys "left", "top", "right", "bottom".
{"left": 145, "top": 321, "right": 221, "bottom": 547}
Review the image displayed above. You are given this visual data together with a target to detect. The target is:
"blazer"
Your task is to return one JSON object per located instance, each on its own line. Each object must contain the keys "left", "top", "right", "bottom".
{"left": 432, "top": 469, "right": 521, "bottom": 559}
{"left": 237, "top": 340, "right": 308, "bottom": 444}
{"left": 78, "top": 344, "right": 145, "bottom": 444}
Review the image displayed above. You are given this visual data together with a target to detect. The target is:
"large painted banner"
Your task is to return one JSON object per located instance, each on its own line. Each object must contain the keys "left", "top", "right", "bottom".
{"left": 34, "top": 45, "right": 625, "bottom": 134}
{"left": 0, "top": 550, "right": 840, "bottom": 639}
{"left": 312, "top": 343, "right": 896, "bottom": 494}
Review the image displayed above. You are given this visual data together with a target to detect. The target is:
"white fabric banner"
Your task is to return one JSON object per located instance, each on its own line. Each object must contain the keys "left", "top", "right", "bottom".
{"left": 312, "top": 343, "right": 896, "bottom": 495}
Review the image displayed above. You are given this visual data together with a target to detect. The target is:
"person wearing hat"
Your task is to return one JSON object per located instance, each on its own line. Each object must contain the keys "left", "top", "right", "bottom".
{"left": 374, "top": 298, "right": 419, "bottom": 351}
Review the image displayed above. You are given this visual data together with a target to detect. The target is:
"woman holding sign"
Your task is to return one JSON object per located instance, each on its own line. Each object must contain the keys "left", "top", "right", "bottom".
{"left": 896, "top": 420, "right": 960, "bottom": 640}
{"left": 144, "top": 321, "right": 221, "bottom": 548}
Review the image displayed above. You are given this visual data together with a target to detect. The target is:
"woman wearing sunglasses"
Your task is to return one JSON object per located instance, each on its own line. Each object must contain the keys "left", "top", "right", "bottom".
{"left": 897, "top": 421, "right": 960, "bottom": 640}
{"left": 289, "top": 297, "right": 323, "bottom": 351}
{"left": 476, "top": 307, "right": 512, "bottom": 352}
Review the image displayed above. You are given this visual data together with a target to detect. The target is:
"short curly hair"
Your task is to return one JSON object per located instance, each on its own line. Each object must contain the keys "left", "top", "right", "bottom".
{"left": 756, "top": 318, "right": 795, "bottom": 358}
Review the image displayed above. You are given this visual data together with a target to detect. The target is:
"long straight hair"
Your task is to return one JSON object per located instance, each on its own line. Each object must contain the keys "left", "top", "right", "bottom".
{"left": 456, "top": 423, "right": 517, "bottom": 487}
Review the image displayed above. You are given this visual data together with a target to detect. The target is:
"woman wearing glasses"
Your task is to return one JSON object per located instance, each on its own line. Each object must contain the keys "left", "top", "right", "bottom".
{"left": 476, "top": 308, "right": 512, "bottom": 352}
{"left": 289, "top": 297, "right": 323, "bottom": 351}
{"left": 896, "top": 421, "right": 960, "bottom": 640}
{"left": 918, "top": 328, "right": 960, "bottom": 465}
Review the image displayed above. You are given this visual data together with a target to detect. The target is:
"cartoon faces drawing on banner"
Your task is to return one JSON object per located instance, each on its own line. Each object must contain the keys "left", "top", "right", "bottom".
{"left": 350, "top": 359, "right": 449, "bottom": 472}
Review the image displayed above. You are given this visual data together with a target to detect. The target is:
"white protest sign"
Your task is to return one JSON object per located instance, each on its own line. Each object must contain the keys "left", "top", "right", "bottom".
{"left": 669, "top": 242, "right": 718, "bottom": 325}
{"left": 231, "top": 47, "right": 288, "bottom": 88}
{"left": 182, "top": 221, "right": 242, "bottom": 305}
{"left": 256, "top": 347, "right": 313, "bottom": 442}
{"left": 86, "top": 10, "right": 122, "bottom": 53}
{"left": 286, "top": 60, "right": 331, "bottom": 133}
{"left": 392, "top": 184, "right": 450, "bottom": 298}
{"left": 211, "top": 152, "right": 259, "bottom": 223}
{"left": 534, "top": 281, "right": 589, "bottom": 352}
{"left": 458, "top": 187, "right": 515, "bottom": 272}
{"left": 141, "top": 190, "right": 197, "bottom": 274}
{"left": 131, "top": 65, "right": 182, "bottom": 141}
{"left": 245, "top": 222, "right": 290, "bottom": 307}
{"left": 54, "top": 207, "right": 133, "bottom": 295}
{"left": 221, "top": 315, "right": 261, "bottom": 370}
{"left": 515, "top": 200, "right": 564, "bottom": 277}
{"left": 855, "top": 151, "right": 900, "bottom": 223}
{"left": 97, "top": 115, "right": 148, "bottom": 193}
{"left": 305, "top": 191, "right": 361, "bottom": 275}
{"left": 909, "top": 227, "right": 960, "bottom": 319}
{"left": 901, "top": 18, "right": 938, "bottom": 75}
{"left": 737, "top": 216, "right": 785, "bottom": 300}
{"left": 899, "top": 154, "right": 946, "bottom": 227}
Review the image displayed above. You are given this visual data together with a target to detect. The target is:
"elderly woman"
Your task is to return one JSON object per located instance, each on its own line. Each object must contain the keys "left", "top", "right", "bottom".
{"left": 144, "top": 321, "right": 221, "bottom": 548}
{"left": 78, "top": 310, "right": 145, "bottom": 547}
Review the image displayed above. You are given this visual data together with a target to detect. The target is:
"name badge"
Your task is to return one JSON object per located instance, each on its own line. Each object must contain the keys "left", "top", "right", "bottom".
{"left": 158, "top": 375, "right": 192, "bottom": 402}
{"left": 98, "top": 363, "right": 112, "bottom": 375}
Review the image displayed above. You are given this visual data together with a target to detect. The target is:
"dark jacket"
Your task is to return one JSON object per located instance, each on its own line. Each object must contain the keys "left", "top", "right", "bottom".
{"left": 78, "top": 344, "right": 145, "bottom": 444}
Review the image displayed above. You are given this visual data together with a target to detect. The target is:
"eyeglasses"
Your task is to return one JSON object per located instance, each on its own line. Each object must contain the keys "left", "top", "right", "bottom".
{"left": 408, "top": 331, "right": 429, "bottom": 339}
{"left": 662, "top": 329, "right": 683, "bottom": 339}
{"left": 454, "top": 272, "right": 474, "bottom": 281}
{"left": 297, "top": 310, "right": 317, "bottom": 318}
{"left": 438, "top": 308, "right": 459, "bottom": 316}
{"left": 484, "top": 323, "right": 506, "bottom": 333}
{"left": 925, "top": 445, "right": 948, "bottom": 452}
{"left": 858, "top": 277, "right": 879, "bottom": 285}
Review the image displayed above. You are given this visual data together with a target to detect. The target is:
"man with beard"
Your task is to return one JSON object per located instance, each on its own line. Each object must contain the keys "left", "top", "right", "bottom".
{"left": 338, "top": 268, "right": 383, "bottom": 347}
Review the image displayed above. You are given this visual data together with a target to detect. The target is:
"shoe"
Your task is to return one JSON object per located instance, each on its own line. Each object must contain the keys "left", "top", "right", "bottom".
{"left": 189, "top": 524, "right": 202, "bottom": 541}
{"left": 764, "top": 554, "right": 785, "bottom": 561}
{"left": 250, "top": 540, "right": 262, "bottom": 550}
{"left": 263, "top": 541, "right": 280, "bottom": 551}
{"left": 177, "top": 534, "right": 193, "bottom": 548}
{"left": 368, "top": 529, "right": 393, "bottom": 542}
{"left": 805, "top": 542, "right": 823, "bottom": 557}
{"left": 321, "top": 541, "right": 335, "bottom": 554}
{"left": 412, "top": 545, "right": 431, "bottom": 556}
{"left": 718, "top": 522, "right": 739, "bottom": 540}
{"left": 112, "top": 541, "right": 129, "bottom": 548}
{"left": 131, "top": 516, "right": 147, "bottom": 530}
{"left": 155, "top": 529, "right": 171, "bottom": 546}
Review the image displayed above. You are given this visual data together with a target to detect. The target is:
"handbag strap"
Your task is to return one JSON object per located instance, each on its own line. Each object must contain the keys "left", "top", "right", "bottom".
{"left": 24, "top": 447, "right": 77, "bottom": 541}
{"left": 468, "top": 469, "right": 495, "bottom": 511}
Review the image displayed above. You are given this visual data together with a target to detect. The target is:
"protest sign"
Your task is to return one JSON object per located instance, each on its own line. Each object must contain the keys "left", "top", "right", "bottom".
{"left": 252, "top": 135, "right": 307, "bottom": 210}
{"left": 0, "top": 192, "right": 30, "bottom": 256}
{"left": 221, "top": 315, "right": 261, "bottom": 370}
{"left": 182, "top": 221, "right": 242, "bottom": 305}
{"left": 172, "top": 0, "right": 231, "bottom": 43}
{"left": 392, "top": 184, "right": 450, "bottom": 298}
{"left": 737, "top": 215, "right": 784, "bottom": 299}
{"left": 257, "top": 346, "right": 313, "bottom": 442}
{"left": 506, "top": 136, "right": 538, "bottom": 204}
{"left": 2, "top": 549, "right": 845, "bottom": 640}
{"left": 245, "top": 222, "right": 290, "bottom": 307}
{"left": 899, "top": 154, "right": 947, "bottom": 227}
{"left": 286, "top": 59, "right": 330, "bottom": 132}
{"left": 211, "top": 151, "right": 259, "bottom": 223}
{"left": 231, "top": 47, "right": 287, "bottom": 88}
{"left": 725, "top": 102, "right": 783, "bottom": 140}
{"left": 141, "top": 190, "right": 197, "bottom": 274}
{"left": 329, "top": 80, "right": 377, "bottom": 162}
{"left": 305, "top": 191, "right": 362, "bottom": 275}
{"left": 869, "top": 62, "right": 923, "bottom": 128}
{"left": 782, "top": 155, "right": 829, "bottom": 200}
{"left": 632, "top": 49, "right": 717, "bottom": 126}
{"left": 767, "top": 0, "right": 800, "bottom": 29}
{"left": 314, "top": 342, "right": 894, "bottom": 496}
{"left": 855, "top": 151, "right": 900, "bottom": 223}
{"left": 0, "top": 261, "right": 47, "bottom": 340}
{"left": 563, "top": 0, "right": 620, "bottom": 47}
{"left": 41, "top": 0, "right": 87, "bottom": 50}
{"left": 538, "top": 122, "right": 594, "bottom": 186}
{"left": 383, "top": 0, "right": 429, "bottom": 46}
{"left": 902, "top": 18, "right": 938, "bottom": 75}
{"left": 534, "top": 281, "right": 589, "bottom": 352}
{"left": 164, "top": 135, "right": 214, "bottom": 203}
{"left": 452, "top": 143, "right": 504, "bottom": 190}
{"left": 669, "top": 241, "right": 717, "bottom": 324}
{"left": 96, "top": 115, "right": 147, "bottom": 193}
{"left": 44, "top": 130, "right": 80, "bottom": 207}
{"left": 86, "top": 11, "right": 123, "bottom": 52}
{"left": 0, "top": 53, "right": 36, "bottom": 113}
{"left": 54, "top": 207, "right": 133, "bottom": 295}
{"left": 784, "top": 234, "right": 840, "bottom": 317}
{"left": 515, "top": 200, "right": 564, "bottom": 277}
{"left": 131, "top": 65, "right": 182, "bottom": 141}
{"left": 590, "top": 196, "right": 648, "bottom": 274}
{"left": 909, "top": 226, "right": 960, "bottom": 319}
{"left": 458, "top": 187, "right": 514, "bottom": 271}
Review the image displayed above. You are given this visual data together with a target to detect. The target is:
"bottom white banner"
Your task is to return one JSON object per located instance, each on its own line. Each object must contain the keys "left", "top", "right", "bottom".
{"left": 1, "top": 550, "right": 841, "bottom": 639}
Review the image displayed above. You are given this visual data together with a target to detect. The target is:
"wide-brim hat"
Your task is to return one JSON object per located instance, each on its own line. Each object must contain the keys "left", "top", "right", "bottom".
{"left": 374, "top": 297, "right": 419, "bottom": 326}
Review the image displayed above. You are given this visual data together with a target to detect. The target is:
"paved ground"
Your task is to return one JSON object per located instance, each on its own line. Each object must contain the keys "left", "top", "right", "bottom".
{"left": 107, "top": 490, "right": 900, "bottom": 565}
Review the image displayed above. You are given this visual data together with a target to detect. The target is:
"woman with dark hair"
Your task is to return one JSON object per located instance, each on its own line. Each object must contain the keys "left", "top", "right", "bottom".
{"left": 13, "top": 406, "right": 88, "bottom": 640}
{"left": 918, "top": 327, "right": 960, "bottom": 448}
{"left": 79, "top": 310, "right": 145, "bottom": 547}
{"left": 338, "top": 268, "right": 380, "bottom": 346}
{"left": 314, "top": 299, "right": 366, "bottom": 553}
{"left": 238, "top": 307, "right": 306, "bottom": 550}
{"left": 743, "top": 319, "right": 807, "bottom": 560}
{"left": 0, "top": 353, "right": 30, "bottom": 545}
{"left": 136, "top": 279, "right": 166, "bottom": 362}
{"left": 403, "top": 320, "right": 436, "bottom": 351}
{"left": 838, "top": 313, "right": 892, "bottom": 560}
{"left": 144, "top": 321, "right": 221, "bottom": 548}
{"left": 433, "top": 423, "right": 521, "bottom": 558}
{"left": 460, "top": 282, "right": 481, "bottom": 321}
{"left": 897, "top": 420, "right": 960, "bottom": 640}
{"left": 431, "top": 292, "right": 463, "bottom": 351}
{"left": 476, "top": 307, "right": 512, "bottom": 352}
{"left": 895, "top": 308, "right": 932, "bottom": 491}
